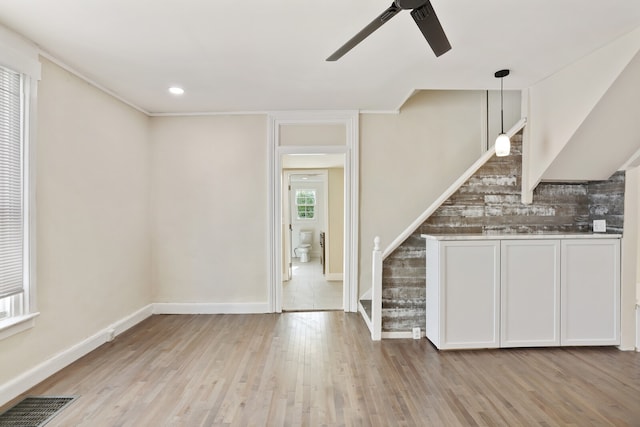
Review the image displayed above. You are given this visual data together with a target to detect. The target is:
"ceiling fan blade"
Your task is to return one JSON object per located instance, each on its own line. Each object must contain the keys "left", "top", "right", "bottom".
{"left": 410, "top": 1, "right": 451, "bottom": 57}
{"left": 326, "top": 3, "right": 402, "bottom": 61}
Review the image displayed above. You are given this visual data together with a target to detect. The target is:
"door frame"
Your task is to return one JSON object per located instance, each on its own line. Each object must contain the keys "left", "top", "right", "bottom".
{"left": 268, "top": 111, "right": 359, "bottom": 313}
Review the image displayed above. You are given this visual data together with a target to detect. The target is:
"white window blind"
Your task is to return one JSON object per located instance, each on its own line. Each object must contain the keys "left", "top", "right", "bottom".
{"left": 0, "top": 66, "right": 24, "bottom": 300}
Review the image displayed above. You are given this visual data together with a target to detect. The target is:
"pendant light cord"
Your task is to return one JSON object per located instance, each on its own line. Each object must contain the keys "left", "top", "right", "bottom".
{"left": 495, "top": 69, "right": 509, "bottom": 134}
{"left": 500, "top": 76, "right": 504, "bottom": 134}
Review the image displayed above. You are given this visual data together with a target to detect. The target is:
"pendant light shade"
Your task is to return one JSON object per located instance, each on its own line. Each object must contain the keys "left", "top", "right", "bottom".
{"left": 494, "top": 69, "right": 510, "bottom": 157}
{"left": 495, "top": 133, "right": 510, "bottom": 157}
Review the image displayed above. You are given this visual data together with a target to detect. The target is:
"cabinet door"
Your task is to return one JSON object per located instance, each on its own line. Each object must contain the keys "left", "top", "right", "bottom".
{"left": 501, "top": 240, "right": 560, "bottom": 347}
{"left": 561, "top": 239, "right": 620, "bottom": 346}
{"left": 440, "top": 240, "right": 500, "bottom": 349}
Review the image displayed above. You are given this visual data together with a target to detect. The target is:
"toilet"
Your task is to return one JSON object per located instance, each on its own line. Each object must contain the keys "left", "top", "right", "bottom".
{"left": 297, "top": 230, "right": 313, "bottom": 263}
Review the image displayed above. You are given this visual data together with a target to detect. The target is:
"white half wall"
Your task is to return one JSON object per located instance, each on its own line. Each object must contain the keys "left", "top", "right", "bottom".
{"left": 622, "top": 167, "right": 639, "bottom": 350}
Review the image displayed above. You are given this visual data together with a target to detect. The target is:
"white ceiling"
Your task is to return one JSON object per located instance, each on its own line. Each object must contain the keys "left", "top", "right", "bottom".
{"left": 1, "top": 0, "right": 640, "bottom": 114}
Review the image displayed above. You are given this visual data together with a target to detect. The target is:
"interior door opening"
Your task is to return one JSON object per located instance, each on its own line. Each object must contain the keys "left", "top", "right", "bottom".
{"left": 268, "top": 111, "right": 359, "bottom": 314}
{"left": 281, "top": 160, "right": 345, "bottom": 311}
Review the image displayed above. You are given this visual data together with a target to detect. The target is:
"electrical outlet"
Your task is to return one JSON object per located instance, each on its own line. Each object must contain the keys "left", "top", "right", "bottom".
{"left": 412, "top": 327, "right": 421, "bottom": 340}
{"left": 593, "top": 219, "right": 606, "bottom": 233}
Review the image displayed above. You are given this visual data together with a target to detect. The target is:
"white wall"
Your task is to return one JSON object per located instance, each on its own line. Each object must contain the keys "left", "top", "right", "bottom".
{"left": 622, "top": 167, "right": 639, "bottom": 349}
{"left": 0, "top": 57, "right": 151, "bottom": 385}
{"left": 150, "top": 115, "right": 269, "bottom": 305}
{"left": 359, "top": 90, "right": 485, "bottom": 295}
{"left": 523, "top": 26, "right": 640, "bottom": 192}
{"left": 541, "top": 50, "right": 640, "bottom": 181}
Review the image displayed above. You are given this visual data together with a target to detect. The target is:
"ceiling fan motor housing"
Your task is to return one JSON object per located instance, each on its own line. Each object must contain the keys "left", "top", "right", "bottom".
{"left": 396, "top": 0, "right": 429, "bottom": 10}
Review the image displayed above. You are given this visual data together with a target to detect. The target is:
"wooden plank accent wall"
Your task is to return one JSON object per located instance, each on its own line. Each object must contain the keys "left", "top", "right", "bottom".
{"left": 381, "top": 135, "right": 625, "bottom": 332}
{"left": 588, "top": 171, "right": 625, "bottom": 233}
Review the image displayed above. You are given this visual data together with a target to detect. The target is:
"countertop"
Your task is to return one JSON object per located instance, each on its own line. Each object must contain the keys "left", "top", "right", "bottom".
{"left": 421, "top": 233, "right": 622, "bottom": 241}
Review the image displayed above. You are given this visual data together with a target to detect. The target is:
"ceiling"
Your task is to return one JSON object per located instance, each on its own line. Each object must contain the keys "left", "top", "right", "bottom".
{"left": 1, "top": 0, "right": 640, "bottom": 114}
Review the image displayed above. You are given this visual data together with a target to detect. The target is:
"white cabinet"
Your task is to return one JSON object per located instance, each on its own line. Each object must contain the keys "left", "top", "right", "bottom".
{"left": 561, "top": 239, "right": 620, "bottom": 346}
{"left": 500, "top": 240, "right": 560, "bottom": 347}
{"left": 423, "top": 235, "right": 621, "bottom": 350}
{"left": 426, "top": 239, "right": 500, "bottom": 349}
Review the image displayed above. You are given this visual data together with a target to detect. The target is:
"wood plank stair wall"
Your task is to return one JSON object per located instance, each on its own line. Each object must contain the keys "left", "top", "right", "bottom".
{"left": 381, "top": 134, "right": 625, "bottom": 333}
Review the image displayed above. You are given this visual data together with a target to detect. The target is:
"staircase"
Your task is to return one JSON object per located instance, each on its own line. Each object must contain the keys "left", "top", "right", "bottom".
{"left": 379, "top": 136, "right": 625, "bottom": 335}
{"left": 360, "top": 28, "right": 640, "bottom": 339}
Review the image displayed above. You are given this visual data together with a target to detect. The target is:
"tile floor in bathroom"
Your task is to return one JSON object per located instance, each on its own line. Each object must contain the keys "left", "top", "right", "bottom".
{"left": 282, "top": 257, "right": 343, "bottom": 311}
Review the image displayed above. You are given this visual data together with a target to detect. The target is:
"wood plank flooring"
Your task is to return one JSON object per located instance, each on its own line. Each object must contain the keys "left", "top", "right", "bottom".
{"left": 4, "top": 312, "right": 640, "bottom": 426}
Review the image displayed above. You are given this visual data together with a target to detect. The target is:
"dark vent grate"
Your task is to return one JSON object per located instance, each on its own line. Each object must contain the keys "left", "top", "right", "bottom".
{"left": 0, "top": 396, "right": 77, "bottom": 427}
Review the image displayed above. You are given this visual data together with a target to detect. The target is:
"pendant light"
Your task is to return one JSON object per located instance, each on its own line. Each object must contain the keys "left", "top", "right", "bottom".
{"left": 494, "top": 69, "right": 510, "bottom": 157}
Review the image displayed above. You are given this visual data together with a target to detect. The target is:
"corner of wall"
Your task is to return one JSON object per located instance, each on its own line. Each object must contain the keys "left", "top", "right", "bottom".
{"left": 0, "top": 305, "right": 153, "bottom": 407}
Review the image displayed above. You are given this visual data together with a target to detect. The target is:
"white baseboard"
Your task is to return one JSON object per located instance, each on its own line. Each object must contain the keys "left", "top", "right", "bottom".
{"left": 0, "top": 304, "right": 153, "bottom": 407}
{"left": 325, "top": 273, "right": 343, "bottom": 282}
{"left": 381, "top": 331, "right": 425, "bottom": 339}
{"left": 358, "top": 301, "right": 372, "bottom": 332}
{"left": 152, "top": 302, "right": 270, "bottom": 314}
{"left": 636, "top": 303, "right": 640, "bottom": 352}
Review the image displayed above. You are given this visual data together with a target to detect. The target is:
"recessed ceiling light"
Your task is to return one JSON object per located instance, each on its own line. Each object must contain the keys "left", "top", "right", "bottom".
{"left": 168, "top": 86, "right": 184, "bottom": 95}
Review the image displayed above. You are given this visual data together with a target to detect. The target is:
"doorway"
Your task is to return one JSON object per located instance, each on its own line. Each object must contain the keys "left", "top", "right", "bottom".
{"left": 282, "top": 167, "right": 343, "bottom": 311}
{"left": 267, "top": 111, "right": 359, "bottom": 313}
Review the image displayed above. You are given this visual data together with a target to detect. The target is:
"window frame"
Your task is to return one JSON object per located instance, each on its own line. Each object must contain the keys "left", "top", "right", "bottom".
{"left": 0, "top": 30, "right": 40, "bottom": 340}
{"left": 294, "top": 189, "right": 317, "bottom": 221}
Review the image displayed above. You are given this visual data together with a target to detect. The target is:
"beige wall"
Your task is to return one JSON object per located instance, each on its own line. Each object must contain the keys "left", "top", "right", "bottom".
{"left": 150, "top": 115, "right": 269, "bottom": 303}
{"left": 637, "top": 165, "right": 640, "bottom": 350}
{"left": 359, "top": 90, "right": 485, "bottom": 295}
{"left": 487, "top": 90, "right": 521, "bottom": 144}
{"left": 0, "top": 58, "right": 151, "bottom": 385}
{"left": 279, "top": 124, "right": 345, "bottom": 146}
{"left": 327, "top": 168, "right": 344, "bottom": 275}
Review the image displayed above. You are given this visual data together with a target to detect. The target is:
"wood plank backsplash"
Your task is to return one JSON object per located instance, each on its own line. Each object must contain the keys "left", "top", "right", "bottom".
{"left": 381, "top": 135, "right": 625, "bottom": 332}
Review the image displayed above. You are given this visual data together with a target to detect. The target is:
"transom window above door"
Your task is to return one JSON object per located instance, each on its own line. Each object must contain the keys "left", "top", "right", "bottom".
{"left": 295, "top": 190, "right": 316, "bottom": 220}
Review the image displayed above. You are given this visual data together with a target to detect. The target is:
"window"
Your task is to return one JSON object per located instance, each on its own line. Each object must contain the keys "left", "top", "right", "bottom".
{"left": 0, "top": 63, "right": 36, "bottom": 337}
{"left": 295, "top": 189, "right": 316, "bottom": 220}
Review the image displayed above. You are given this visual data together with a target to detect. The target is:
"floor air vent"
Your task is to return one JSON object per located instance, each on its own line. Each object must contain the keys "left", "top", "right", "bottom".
{"left": 0, "top": 396, "right": 77, "bottom": 427}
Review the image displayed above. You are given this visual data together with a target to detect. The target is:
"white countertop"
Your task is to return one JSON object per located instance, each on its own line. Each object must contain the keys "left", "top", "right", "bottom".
{"left": 421, "top": 233, "right": 622, "bottom": 241}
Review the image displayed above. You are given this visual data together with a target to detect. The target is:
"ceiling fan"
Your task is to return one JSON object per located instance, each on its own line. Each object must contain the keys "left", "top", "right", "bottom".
{"left": 326, "top": 0, "right": 451, "bottom": 61}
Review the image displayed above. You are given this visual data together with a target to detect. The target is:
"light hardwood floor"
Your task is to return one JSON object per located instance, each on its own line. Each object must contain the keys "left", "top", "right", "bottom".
{"left": 4, "top": 312, "right": 640, "bottom": 426}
